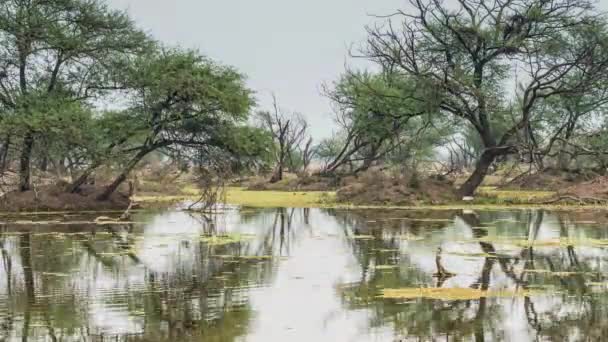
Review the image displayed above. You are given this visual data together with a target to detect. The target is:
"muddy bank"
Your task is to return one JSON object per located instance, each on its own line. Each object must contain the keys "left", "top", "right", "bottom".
{"left": 503, "top": 168, "right": 601, "bottom": 191}
{"left": 336, "top": 171, "right": 456, "bottom": 206}
{"left": 549, "top": 176, "right": 608, "bottom": 204}
{"left": 246, "top": 174, "right": 339, "bottom": 192}
{"left": 0, "top": 184, "right": 131, "bottom": 212}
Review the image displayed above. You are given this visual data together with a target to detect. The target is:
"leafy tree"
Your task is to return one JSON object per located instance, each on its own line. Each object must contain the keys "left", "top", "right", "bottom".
{"left": 0, "top": 0, "right": 151, "bottom": 191}
{"left": 323, "top": 70, "right": 441, "bottom": 174}
{"left": 83, "top": 48, "right": 261, "bottom": 200}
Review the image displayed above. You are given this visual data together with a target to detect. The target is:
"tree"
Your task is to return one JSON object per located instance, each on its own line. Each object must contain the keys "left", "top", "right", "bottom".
{"left": 323, "top": 70, "right": 442, "bottom": 174}
{"left": 299, "top": 137, "right": 315, "bottom": 175}
{"left": 0, "top": 0, "right": 150, "bottom": 191}
{"left": 256, "top": 96, "right": 308, "bottom": 183}
{"left": 86, "top": 48, "right": 259, "bottom": 200}
{"left": 363, "top": 0, "right": 608, "bottom": 196}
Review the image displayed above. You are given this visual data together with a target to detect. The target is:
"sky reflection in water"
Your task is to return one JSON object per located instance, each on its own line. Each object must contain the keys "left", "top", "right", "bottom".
{"left": 1, "top": 208, "right": 608, "bottom": 341}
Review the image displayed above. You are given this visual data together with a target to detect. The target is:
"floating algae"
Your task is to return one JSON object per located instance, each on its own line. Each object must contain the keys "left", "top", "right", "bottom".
{"left": 212, "top": 255, "right": 284, "bottom": 261}
{"left": 470, "top": 237, "right": 608, "bottom": 248}
{"left": 374, "top": 265, "right": 399, "bottom": 270}
{"left": 381, "top": 287, "right": 537, "bottom": 300}
{"left": 199, "top": 233, "right": 255, "bottom": 246}
{"left": 351, "top": 235, "right": 375, "bottom": 240}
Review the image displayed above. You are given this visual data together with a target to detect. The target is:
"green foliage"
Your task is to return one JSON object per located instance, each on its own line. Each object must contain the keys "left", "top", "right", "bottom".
{"left": 323, "top": 70, "right": 448, "bottom": 172}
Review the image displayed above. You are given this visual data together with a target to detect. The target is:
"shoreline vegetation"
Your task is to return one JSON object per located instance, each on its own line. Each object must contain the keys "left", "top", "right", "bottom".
{"left": 2, "top": 168, "right": 608, "bottom": 213}
{"left": 1, "top": 0, "right": 608, "bottom": 216}
{"left": 1, "top": 188, "right": 608, "bottom": 218}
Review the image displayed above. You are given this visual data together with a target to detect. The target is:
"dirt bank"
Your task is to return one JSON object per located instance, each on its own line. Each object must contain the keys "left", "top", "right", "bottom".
{"left": 336, "top": 171, "right": 456, "bottom": 206}
{"left": 550, "top": 176, "right": 608, "bottom": 204}
{"left": 503, "top": 168, "right": 601, "bottom": 191}
{"left": 246, "top": 174, "right": 339, "bottom": 192}
{"left": 0, "top": 184, "right": 131, "bottom": 212}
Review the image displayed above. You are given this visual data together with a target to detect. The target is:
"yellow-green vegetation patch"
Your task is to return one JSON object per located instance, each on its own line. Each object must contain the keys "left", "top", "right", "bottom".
{"left": 374, "top": 265, "right": 399, "bottom": 270}
{"left": 445, "top": 252, "right": 498, "bottom": 258}
{"left": 350, "top": 235, "right": 375, "bottom": 240}
{"left": 473, "top": 237, "right": 608, "bottom": 248}
{"left": 41, "top": 272, "right": 70, "bottom": 277}
{"left": 225, "top": 187, "right": 335, "bottom": 208}
{"left": 397, "top": 235, "right": 425, "bottom": 241}
{"left": 212, "top": 254, "right": 285, "bottom": 261}
{"left": 523, "top": 269, "right": 588, "bottom": 277}
{"left": 381, "top": 287, "right": 538, "bottom": 300}
{"left": 200, "top": 233, "right": 255, "bottom": 246}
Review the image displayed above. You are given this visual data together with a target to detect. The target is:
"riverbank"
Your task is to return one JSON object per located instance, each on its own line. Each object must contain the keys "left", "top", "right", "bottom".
{"left": 133, "top": 187, "right": 608, "bottom": 211}
{"left": 0, "top": 182, "right": 606, "bottom": 214}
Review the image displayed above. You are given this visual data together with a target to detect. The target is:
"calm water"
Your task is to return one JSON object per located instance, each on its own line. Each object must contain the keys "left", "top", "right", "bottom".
{"left": 1, "top": 207, "right": 608, "bottom": 341}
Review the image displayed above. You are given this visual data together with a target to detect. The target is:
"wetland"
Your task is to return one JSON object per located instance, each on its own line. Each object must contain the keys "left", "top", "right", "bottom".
{"left": 1, "top": 206, "right": 608, "bottom": 341}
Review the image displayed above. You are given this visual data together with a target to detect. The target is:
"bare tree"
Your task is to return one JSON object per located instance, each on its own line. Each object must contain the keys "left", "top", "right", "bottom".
{"left": 256, "top": 95, "right": 308, "bottom": 183}
{"left": 299, "top": 137, "right": 315, "bottom": 175}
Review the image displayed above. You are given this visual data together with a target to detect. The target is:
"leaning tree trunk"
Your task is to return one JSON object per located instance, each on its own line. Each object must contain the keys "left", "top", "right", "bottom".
{"left": 458, "top": 150, "right": 497, "bottom": 198}
{"left": 67, "top": 162, "right": 101, "bottom": 193}
{"left": 19, "top": 133, "right": 34, "bottom": 192}
{"left": 97, "top": 148, "right": 150, "bottom": 201}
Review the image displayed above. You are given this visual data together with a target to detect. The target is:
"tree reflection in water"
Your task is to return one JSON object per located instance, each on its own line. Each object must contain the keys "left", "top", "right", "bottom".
{"left": 333, "top": 209, "right": 608, "bottom": 341}
{"left": 1, "top": 208, "right": 608, "bottom": 341}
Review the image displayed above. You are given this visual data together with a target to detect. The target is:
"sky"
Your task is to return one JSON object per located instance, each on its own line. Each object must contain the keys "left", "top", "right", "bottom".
{"left": 107, "top": 0, "right": 403, "bottom": 140}
{"left": 107, "top": 0, "right": 608, "bottom": 141}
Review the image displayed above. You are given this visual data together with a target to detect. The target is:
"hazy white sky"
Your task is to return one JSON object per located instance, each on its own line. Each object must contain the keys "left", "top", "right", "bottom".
{"left": 107, "top": 0, "right": 403, "bottom": 140}
{"left": 107, "top": 0, "right": 608, "bottom": 140}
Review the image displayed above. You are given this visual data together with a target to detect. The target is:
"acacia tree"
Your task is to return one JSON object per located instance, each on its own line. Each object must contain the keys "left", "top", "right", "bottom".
{"left": 523, "top": 73, "right": 608, "bottom": 171}
{"left": 322, "top": 71, "right": 442, "bottom": 174}
{"left": 256, "top": 96, "right": 308, "bottom": 183}
{"left": 74, "top": 48, "right": 263, "bottom": 200}
{"left": 0, "top": 0, "right": 150, "bottom": 191}
{"left": 364, "top": 0, "right": 608, "bottom": 196}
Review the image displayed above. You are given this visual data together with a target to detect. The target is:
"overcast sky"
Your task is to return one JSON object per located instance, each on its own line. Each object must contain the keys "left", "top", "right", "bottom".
{"left": 107, "top": 0, "right": 608, "bottom": 140}
{"left": 107, "top": 0, "right": 404, "bottom": 140}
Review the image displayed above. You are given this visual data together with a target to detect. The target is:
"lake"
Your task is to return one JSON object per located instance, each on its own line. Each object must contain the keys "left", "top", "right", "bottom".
{"left": 1, "top": 207, "right": 608, "bottom": 341}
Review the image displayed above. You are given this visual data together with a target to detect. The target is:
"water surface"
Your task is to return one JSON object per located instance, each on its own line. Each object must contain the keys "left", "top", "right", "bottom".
{"left": 1, "top": 207, "right": 608, "bottom": 341}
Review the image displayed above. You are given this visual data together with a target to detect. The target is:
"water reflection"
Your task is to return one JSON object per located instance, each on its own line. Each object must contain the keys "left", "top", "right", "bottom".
{"left": 1, "top": 208, "right": 608, "bottom": 341}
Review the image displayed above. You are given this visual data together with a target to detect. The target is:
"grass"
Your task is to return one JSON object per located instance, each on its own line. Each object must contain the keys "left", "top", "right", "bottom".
{"left": 131, "top": 186, "right": 608, "bottom": 211}
{"left": 474, "top": 186, "right": 556, "bottom": 204}
{"left": 225, "top": 187, "right": 335, "bottom": 208}
{"left": 132, "top": 187, "right": 336, "bottom": 208}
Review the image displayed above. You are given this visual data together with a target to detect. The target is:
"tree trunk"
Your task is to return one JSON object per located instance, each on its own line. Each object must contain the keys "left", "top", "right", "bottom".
{"left": 557, "top": 139, "right": 570, "bottom": 171}
{"left": 270, "top": 162, "right": 283, "bottom": 183}
{"left": 97, "top": 148, "right": 150, "bottom": 201}
{"left": 0, "top": 134, "right": 10, "bottom": 173}
{"left": 19, "top": 133, "right": 34, "bottom": 192}
{"left": 39, "top": 154, "right": 48, "bottom": 172}
{"left": 270, "top": 149, "right": 285, "bottom": 183}
{"left": 67, "top": 162, "right": 100, "bottom": 193}
{"left": 458, "top": 150, "right": 497, "bottom": 197}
